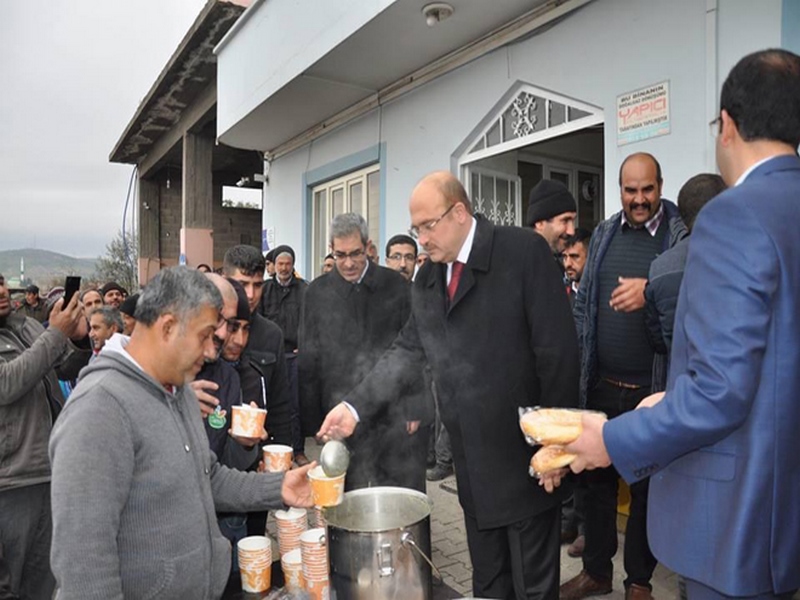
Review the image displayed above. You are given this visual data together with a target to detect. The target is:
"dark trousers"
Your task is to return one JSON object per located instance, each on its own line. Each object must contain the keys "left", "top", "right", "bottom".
{"left": 0, "top": 484, "right": 55, "bottom": 600}
{"left": 561, "top": 484, "right": 586, "bottom": 536}
{"left": 583, "top": 379, "right": 657, "bottom": 587}
{"left": 285, "top": 354, "right": 304, "bottom": 454}
{"left": 0, "top": 544, "right": 19, "bottom": 600}
{"left": 464, "top": 506, "right": 561, "bottom": 600}
{"left": 684, "top": 579, "right": 797, "bottom": 600}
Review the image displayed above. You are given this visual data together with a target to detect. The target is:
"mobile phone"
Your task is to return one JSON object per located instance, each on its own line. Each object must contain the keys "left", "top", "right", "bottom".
{"left": 64, "top": 276, "right": 81, "bottom": 304}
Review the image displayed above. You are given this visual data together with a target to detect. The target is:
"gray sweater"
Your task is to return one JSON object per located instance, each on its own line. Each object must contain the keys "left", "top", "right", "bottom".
{"left": 49, "top": 349, "right": 286, "bottom": 600}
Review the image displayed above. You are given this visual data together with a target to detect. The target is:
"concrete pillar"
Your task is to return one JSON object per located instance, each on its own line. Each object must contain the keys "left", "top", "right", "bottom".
{"left": 138, "top": 177, "right": 161, "bottom": 284}
{"left": 181, "top": 131, "right": 214, "bottom": 268}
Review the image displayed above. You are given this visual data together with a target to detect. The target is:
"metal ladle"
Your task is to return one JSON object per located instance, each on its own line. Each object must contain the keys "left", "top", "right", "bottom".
{"left": 319, "top": 439, "right": 350, "bottom": 477}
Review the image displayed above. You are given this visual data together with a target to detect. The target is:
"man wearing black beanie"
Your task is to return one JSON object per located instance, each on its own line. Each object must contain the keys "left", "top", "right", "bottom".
{"left": 527, "top": 179, "right": 577, "bottom": 255}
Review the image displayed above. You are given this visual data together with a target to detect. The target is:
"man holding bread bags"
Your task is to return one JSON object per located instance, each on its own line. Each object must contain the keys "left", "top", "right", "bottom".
{"left": 545, "top": 49, "right": 800, "bottom": 599}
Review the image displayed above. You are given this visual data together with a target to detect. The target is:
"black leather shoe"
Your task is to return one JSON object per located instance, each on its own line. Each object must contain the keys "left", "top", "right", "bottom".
{"left": 426, "top": 464, "right": 454, "bottom": 481}
{"left": 559, "top": 570, "right": 612, "bottom": 599}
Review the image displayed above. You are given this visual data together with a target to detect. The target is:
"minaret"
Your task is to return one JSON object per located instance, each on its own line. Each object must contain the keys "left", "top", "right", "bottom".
{"left": 20, "top": 257, "right": 24, "bottom": 283}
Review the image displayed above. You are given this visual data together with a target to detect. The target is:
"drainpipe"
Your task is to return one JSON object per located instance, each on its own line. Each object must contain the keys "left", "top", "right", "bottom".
{"left": 706, "top": 0, "right": 719, "bottom": 172}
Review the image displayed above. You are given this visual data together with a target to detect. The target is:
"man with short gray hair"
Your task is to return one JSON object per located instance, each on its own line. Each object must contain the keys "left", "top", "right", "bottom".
{"left": 299, "top": 214, "right": 430, "bottom": 491}
{"left": 88, "top": 306, "right": 123, "bottom": 359}
{"left": 49, "top": 267, "right": 314, "bottom": 599}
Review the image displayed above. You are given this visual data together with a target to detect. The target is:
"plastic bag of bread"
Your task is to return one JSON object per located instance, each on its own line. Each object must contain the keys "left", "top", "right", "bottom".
{"left": 529, "top": 445, "right": 576, "bottom": 477}
{"left": 518, "top": 407, "right": 584, "bottom": 446}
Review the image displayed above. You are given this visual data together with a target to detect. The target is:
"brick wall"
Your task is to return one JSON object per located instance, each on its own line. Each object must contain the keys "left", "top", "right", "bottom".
{"left": 159, "top": 177, "right": 183, "bottom": 260}
{"left": 212, "top": 204, "right": 262, "bottom": 262}
{"left": 146, "top": 173, "right": 262, "bottom": 269}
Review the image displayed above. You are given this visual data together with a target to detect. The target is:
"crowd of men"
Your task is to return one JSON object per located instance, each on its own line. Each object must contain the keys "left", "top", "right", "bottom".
{"left": 0, "top": 48, "right": 798, "bottom": 600}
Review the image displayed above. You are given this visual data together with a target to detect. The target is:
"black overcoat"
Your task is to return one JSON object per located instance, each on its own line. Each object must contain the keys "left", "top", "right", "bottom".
{"left": 348, "top": 216, "right": 579, "bottom": 528}
{"left": 298, "top": 263, "right": 430, "bottom": 489}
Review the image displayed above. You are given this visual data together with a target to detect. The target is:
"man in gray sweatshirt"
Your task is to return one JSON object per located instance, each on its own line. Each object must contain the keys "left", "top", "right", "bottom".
{"left": 49, "top": 267, "right": 314, "bottom": 600}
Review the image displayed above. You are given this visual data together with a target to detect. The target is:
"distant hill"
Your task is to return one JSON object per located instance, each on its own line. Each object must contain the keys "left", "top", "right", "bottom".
{"left": 0, "top": 248, "right": 98, "bottom": 290}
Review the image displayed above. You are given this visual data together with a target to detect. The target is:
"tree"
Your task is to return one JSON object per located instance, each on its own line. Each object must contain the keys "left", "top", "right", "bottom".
{"left": 94, "top": 230, "right": 138, "bottom": 292}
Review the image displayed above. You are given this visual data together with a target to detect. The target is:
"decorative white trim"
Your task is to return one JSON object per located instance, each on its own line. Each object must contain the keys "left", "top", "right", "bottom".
{"left": 456, "top": 81, "right": 604, "bottom": 168}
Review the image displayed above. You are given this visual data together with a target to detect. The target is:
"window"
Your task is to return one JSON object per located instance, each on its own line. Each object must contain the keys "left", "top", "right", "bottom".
{"left": 221, "top": 186, "right": 262, "bottom": 209}
{"left": 466, "top": 167, "right": 522, "bottom": 226}
{"left": 311, "top": 164, "right": 380, "bottom": 276}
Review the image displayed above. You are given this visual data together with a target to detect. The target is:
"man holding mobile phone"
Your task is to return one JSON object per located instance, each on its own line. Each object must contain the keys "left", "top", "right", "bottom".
{"left": 0, "top": 273, "right": 85, "bottom": 599}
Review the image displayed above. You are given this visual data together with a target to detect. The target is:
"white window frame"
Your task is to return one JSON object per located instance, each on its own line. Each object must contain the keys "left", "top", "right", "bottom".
{"left": 310, "top": 163, "right": 380, "bottom": 276}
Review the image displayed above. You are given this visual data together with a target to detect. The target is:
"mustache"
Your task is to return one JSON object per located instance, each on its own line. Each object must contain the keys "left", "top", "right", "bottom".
{"left": 629, "top": 201, "right": 652, "bottom": 211}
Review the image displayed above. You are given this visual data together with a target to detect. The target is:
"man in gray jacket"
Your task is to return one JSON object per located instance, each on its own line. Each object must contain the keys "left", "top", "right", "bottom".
{"left": 0, "top": 272, "right": 85, "bottom": 600}
{"left": 49, "top": 267, "right": 314, "bottom": 600}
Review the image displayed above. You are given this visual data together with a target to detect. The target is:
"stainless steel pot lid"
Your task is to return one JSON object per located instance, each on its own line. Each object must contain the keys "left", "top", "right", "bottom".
{"left": 324, "top": 486, "right": 432, "bottom": 532}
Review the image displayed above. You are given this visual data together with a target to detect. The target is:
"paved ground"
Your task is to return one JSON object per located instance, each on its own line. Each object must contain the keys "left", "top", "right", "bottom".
{"left": 426, "top": 473, "right": 679, "bottom": 598}
{"left": 299, "top": 439, "right": 679, "bottom": 598}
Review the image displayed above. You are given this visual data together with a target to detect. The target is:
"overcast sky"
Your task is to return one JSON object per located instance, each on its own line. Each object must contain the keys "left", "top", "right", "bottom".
{"left": 0, "top": 0, "right": 208, "bottom": 258}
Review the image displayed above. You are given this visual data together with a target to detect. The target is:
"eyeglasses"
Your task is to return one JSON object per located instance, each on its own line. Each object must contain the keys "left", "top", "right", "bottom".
{"left": 709, "top": 116, "right": 722, "bottom": 138}
{"left": 408, "top": 203, "right": 456, "bottom": 239}
{"left": 332, "top": 248, "right": 366, "bottom": 262}
{"left": 386, "top": 253, "right": 417, "bottom": 263}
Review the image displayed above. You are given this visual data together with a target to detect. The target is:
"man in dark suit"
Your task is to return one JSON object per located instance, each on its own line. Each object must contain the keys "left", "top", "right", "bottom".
{"left": 319, "top": 172, "right": 579, "bottom": 599}
{"left": 300, "top": 214, "right": 429, "bottom": 492}
{"left": 561, "top": 49, "right": 800, "bottom": 598}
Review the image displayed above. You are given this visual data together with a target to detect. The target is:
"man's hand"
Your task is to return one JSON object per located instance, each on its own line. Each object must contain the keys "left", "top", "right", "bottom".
{"left": 281, "top": 462, "right": 317, "bottom": 508}
{"left": 406, "top": 420, "right": 421, "bottom": 435}
{"left": 609, "top": 277, "right": 647, "bottom": 312}
{"left": 636, "top": 391, "right": 665, "bottom": 410}
{"left": 190, "top": 380, "right": 221, "bottom": 418}
{"left": 317, "top": 402, "right": 357, "bottom": 442}
{"left": 49, "top": 294, "right": 84, "bottom": 340}
{"left": 538, "top": 467, "right": 569, "bottom": 493}
{"left": 564, "top": 412, "right": 611, "bottom": 474}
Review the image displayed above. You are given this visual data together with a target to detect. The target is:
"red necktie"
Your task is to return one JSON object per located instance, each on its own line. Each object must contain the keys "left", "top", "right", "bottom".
{"left": 448, "top": 261, "right": 464, "bottom": 302}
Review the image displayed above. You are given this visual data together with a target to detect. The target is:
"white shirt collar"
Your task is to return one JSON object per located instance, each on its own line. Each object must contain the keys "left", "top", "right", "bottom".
{"left": 447, "top": 217, "right": 477, "bottom": 284}
{"left": 356, "top": 259, "right": 369, "bottom": 284}
{"left": 735, "top": 156, "right": 776, "bottom": 186}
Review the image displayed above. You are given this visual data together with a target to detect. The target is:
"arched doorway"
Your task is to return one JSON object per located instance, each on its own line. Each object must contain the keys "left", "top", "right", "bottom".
{"left": 454, "top": 81, "right": 605, "bottom": 232}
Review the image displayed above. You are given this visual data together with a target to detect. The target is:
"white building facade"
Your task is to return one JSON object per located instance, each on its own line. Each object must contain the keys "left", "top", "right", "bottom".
{"left": 215, "top": 0, "right": 800, "bottom": 277}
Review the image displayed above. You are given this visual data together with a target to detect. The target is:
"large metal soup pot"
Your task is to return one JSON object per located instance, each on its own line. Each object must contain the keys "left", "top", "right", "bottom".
{"left": 324, "top": 487, "right": 435, "bottom": 600}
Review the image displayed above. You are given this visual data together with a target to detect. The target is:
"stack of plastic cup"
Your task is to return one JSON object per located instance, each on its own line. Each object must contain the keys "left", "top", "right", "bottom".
{"left": 280, "top": 548, "right": 305, "bottom": 593}
{"left": 263, "top": 444, "right": 293, "bottom": 472}
{"left": 275, "top": 507, "right": 308, "bottom": 556}
{"left": 237, "top": 535, "right": 272, "bottom": 593}
{"left": 314, "top": 506, "right": 327, "bottom": 529}
{"left": 300, "top": 528, "right": 328, "bottom": 600}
